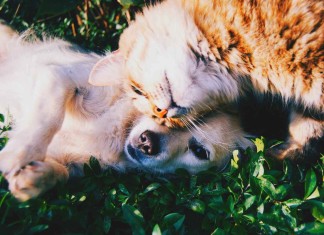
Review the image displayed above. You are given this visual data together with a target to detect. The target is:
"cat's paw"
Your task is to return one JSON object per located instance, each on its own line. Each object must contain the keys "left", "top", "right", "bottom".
{"left": 7, "top": 161, "right": 60, "bottom": 201}
{"left": 266, "top": 137, "right": 323, "bottom": 165}
{"left": 266, "top": 142, "right": 299, "bottom": 161}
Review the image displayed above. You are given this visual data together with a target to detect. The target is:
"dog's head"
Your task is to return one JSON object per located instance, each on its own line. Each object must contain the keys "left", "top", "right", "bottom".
{"left": 125, "top": 113, "right": 252, "bottom": 174}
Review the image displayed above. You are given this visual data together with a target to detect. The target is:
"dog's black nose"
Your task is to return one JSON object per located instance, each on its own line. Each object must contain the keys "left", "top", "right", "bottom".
{"left": 137, "top": 130, "right": 160, "bottom": 155}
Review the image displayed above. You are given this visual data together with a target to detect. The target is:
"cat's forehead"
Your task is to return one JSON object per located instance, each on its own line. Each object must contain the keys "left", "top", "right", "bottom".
{"left": 123, "top": 41, "right": 198, "bottom": 87}
{"left": 120, "top": 18, "right": 195, "bottom": 76}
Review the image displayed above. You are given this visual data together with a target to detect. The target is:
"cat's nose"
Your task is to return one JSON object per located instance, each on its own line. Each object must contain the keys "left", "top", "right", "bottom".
{"left": 137, "top": 130, "right": 160, "bottom": 155}
{"left": 153, "top": 106, "right": 168, "bottom": 118}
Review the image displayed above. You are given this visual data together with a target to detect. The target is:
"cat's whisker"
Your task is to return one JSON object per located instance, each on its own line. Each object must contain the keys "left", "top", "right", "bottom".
{"left": 188, "top": 116, "right": 240, "bottom": 152}
{"left": 179, "top": 117, "right": 197, "bottom": 137}
{"left": 186, "top": 116, "right": 212, "bottom": 141}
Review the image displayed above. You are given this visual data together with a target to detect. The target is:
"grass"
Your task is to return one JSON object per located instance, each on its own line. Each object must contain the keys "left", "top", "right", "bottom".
{"left": 0, "top": 1, "right": 323, "bottom": 234}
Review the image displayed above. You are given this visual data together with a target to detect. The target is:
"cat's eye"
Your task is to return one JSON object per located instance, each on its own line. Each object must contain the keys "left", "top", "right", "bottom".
{"left": 189, "top": 138, "right": 210, "bottom": 160}
{"left": 131, "top": 85, "right": 143, "bottom": 96}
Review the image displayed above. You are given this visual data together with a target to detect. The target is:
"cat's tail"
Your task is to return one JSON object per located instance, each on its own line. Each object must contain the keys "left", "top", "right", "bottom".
{"left": 0, "top": 20, "right": 18, "bottom": 58}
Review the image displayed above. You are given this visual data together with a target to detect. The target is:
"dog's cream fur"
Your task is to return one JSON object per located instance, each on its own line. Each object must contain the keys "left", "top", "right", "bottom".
{"left": 0, "top": 25, "right": 251, "bottom": 201}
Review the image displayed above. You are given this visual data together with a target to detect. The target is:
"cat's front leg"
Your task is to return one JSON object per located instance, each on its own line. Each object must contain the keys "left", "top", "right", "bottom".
{"left": 7, "top": 158, "right": 68, "bottom": 201}
{"left": 0, "top": 67, "right": 74, "bottom": 176}
{"left": 268, "top": 112, "right": 324, "bottom": 164}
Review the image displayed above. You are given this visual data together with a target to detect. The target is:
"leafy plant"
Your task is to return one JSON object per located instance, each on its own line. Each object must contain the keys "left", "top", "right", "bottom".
{"left": 0, "top": 113, "right": 10, "bottom": 151}
{"left": 0, "top": 112, "right": 323, "bottom": 234}
{"left": 0, "top": 0, "right": 144, "bottom": 52}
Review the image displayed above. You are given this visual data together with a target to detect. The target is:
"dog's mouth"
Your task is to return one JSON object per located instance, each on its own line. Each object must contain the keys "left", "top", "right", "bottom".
{"left": 125, "top": 144, "right": 156, "bottom": 164}
{"left": 126, "top": 144, "right": 140, "bottom": 162}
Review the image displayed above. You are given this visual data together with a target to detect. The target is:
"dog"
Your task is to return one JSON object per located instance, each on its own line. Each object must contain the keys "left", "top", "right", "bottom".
{"left": 0, "top": 24, "right": 252, "bottom": 201}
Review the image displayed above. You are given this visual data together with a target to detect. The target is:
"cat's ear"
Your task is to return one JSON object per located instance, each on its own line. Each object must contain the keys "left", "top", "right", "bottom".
{"left": 89, "top": 50, "right": 125, "bottom": 86}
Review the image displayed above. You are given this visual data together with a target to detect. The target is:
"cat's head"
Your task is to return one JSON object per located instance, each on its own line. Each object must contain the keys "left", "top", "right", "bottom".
{"left": 89, "top": 0, "right": 238, "bottom": 127}
{"left": 125, "top": 112, "right": 251, "bottom": 174}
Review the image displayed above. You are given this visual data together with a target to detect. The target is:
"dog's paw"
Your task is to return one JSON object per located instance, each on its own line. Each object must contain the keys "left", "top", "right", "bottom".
{"left": 0, "top": 151, "right": 22, "bottom": 177}
{"left": 7, "top": 161, "right": 59, "bottom": 201}
{"left": 0, "top": 146, "right": 46, "bottom": 177}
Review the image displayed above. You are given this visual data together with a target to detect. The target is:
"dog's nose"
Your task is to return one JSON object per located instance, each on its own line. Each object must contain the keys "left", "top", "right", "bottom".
{"left": 137, "top": 130, "right": 160, "bottom": 155}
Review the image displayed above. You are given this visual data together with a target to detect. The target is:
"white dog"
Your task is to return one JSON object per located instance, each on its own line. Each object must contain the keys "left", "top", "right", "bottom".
{"left": 0, "top": 24, "right": 251, "bottom": 201}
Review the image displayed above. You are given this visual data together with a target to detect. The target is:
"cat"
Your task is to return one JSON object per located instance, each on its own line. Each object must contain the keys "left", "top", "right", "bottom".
{"left": 0, "top": 23, "right": 252, "bottom": 201}
{"left": 89, "top": 0, "right": 324, "bottom": 162}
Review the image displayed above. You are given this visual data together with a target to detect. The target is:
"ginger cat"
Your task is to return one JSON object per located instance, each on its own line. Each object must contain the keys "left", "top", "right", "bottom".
{"left": 89, "top": 0, "right": 323, "bottom": 162}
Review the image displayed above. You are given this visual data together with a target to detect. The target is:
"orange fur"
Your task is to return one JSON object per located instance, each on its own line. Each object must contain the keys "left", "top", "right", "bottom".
{"left": 182, "top": 0, "right": 323, "bottom": 104}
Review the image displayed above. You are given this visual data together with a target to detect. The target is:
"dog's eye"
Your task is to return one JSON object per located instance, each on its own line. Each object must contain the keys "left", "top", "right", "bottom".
{"left": 191, "top": 145, "right": 210, "bottom": 160}
{"left": 131, "top": 85, "right": 143, "bottom": 96}
{"left": 189, "top": 139, "right": 210, "bottom": 160}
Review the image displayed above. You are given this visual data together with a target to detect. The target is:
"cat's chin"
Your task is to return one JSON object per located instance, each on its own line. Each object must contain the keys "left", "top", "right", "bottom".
{"left": 153, "top": 116, "right": 186, "bottom": 128}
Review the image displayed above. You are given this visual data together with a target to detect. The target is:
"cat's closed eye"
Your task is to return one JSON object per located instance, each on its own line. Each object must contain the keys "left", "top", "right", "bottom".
{"left": 131, "top": 84, "right": 144, "bottom": 96}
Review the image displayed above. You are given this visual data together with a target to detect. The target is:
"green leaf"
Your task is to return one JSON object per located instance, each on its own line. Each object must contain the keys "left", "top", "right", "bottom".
{"left": 242, "top": 214, "right": 255, "bottom": 223}
{"left": 253, "top": 137, "right": 265, "bottom": 153}
{"left": 284, "top": 198, "right": 304, "bottom": 208}
{"left": 283, "top": 159, "right": 294, "bottom": 181}
{"left": 143, "top": 183, "right": 161, "bottom": 194}
{"left": 119, "top": 184, "right": 130, "bottom": 195}
{"left": 295, "top": 222, "right": 324, "bottom": 234}
{"left": 211, "top": 227, "right": 226, "bottom": 235}
{"left": 231, "top": 150, "right": 240, "bottom": 169}
{"left": 257, "top": 203, "right": 264, "bottom": 214}
{"left": 27, "top": 224, "right": 49, "bottom": 234}
{"left": 189, "top": 199, "right": 205, "bottom": 214}
{"left": 208, "top": 195, "right": 224, "bottom": 210}
{"left": 122, "top": 205, "right": 145, "bottom": 235}
{"left": 312, "top": 206, "right": 324, "bottom": 223}
{"left": 103, "top": 216, "right": 111, "bottom": 234}
{"left": 250, "top": 176, "right": 261, "bottom": 195}
{"left": 162, "top": 213, "right": 185, "bottom": 232}
{"left": 0, "top": 114, "right": 4, "bottom": 123}
{"left": 304, "top": 168, "right": 317, "bottom": 199}
{"left": 0, "top": 1, "right": 8, "bottom": 11}
{"left": 303, "top": 200, "right": 324, "bottom": 223}
{"left": 259, "top": 177, "right": 276, "bottom": 199}
{"left": 83, "top": 163, "right": 93, "bottom": 176}
{"left": 189, "top": 175, "right": 197, "bottom": 189}
{"left": 89, "top": 156, "right": 101, "bottom": 175}
{"left": 275, "top": 184, "right": 291, "bottom": 200}
{"left": 253, "top": 162, "right": 264, "bottom": 177}
{"left": 281, "top": 205, "right": 297, "bottom": 229}
{"left": 258, "top": 209, "right": 291, "bottom": 232}
{"left": 152, "top": 224, "right": 162, "bottom": 235}
{"left": 307, "top": 187, "right": 320, "bottom": 200}
{"left": 226, "top": 195, "right": 234, "bottom": 213}
{"left": 117, "top": 0, "right": 143, "bottom": 8}
{"left": 243, "top": 194, "right": 256, "bottom": 210}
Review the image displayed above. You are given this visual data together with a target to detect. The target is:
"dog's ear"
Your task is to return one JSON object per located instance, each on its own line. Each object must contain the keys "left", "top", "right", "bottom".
{"left": 89, "top": 51, "right": 125, "bottom": 86}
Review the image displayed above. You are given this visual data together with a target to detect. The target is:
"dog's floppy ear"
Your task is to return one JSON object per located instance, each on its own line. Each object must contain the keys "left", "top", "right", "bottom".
{"left": 89, "top": 51, "right": 125, "bottom": 86}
